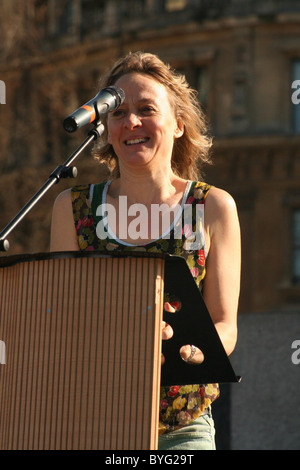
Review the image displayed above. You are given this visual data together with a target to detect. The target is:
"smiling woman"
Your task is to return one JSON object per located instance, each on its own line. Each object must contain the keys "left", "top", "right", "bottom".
{"left": 106, "top": 73, "right": 184, "bottom": 177}
{"left": 92, "top": 51, "right": 212, "bottom": 181}
{"left": 50, "top": 51, "right": 241, "bottom": 450}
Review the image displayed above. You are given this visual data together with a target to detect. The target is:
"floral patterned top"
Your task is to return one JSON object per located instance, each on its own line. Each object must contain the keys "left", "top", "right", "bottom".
{"left": 71, "top": 180, "right": 220, "bottom": 434}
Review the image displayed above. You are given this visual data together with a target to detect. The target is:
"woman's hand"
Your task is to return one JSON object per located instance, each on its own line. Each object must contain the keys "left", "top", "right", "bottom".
{"left": 161, "top": 302, "right": 204, "bottom": 365}
{"left": 179, "top": 344, "right": 204, "bottom": 364}
{"left": 161, "top": 302, "right": 175, "bottom": 365}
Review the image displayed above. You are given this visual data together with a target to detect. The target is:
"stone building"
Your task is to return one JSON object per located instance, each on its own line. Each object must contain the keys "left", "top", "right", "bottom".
{"left": 0, "top": 0, "right": 300, "bottom": 449}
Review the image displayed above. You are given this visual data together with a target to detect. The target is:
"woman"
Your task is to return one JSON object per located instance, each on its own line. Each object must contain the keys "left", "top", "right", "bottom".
{"left": 50, "top": 51, "right": 241, "bottom": 450}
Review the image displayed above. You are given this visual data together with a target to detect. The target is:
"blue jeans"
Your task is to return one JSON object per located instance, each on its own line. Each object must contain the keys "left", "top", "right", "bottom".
{"left": 158, "top": 408, "right": 216, "bottom": 450}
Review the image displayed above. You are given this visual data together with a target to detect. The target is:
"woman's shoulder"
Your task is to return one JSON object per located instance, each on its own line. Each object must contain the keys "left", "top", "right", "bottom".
{"left": 52, "top": 185, "right": 93, "bottom": 215}
{"left": 204, "top": 185, "right": 237, "bottom": 212}
{"left": 53, "top": 187, "right": 73, "bottom": 209}
{"left": 191, "top": 180, "right": 236, "bottom": 208}
{"left": 203, "top": 184, "right": 239, "bottom": 233}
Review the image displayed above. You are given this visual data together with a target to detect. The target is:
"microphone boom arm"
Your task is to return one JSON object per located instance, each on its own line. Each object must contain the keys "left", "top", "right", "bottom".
{"left": 0, "top": 121, "right": 105, "bottom": 252}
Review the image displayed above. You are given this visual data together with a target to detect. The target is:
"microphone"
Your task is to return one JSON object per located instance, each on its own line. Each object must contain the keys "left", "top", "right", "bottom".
{"left": 63, "top": 85, "right": 125, "bottom": 133}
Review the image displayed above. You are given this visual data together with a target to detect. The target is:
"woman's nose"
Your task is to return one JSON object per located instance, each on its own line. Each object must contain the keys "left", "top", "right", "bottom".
{"left": 124, "top": 112, "right": 142, "bottom": 128}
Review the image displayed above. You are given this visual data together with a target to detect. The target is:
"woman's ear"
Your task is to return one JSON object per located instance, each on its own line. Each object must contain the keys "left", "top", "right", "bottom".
{"left": 174, "top": 120, "right": 184, "bottom": 139}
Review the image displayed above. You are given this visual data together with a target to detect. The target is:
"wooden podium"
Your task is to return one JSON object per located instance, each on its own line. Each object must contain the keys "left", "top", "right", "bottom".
{"left": 0, "top": 251, "right": 239, "bottom": 450}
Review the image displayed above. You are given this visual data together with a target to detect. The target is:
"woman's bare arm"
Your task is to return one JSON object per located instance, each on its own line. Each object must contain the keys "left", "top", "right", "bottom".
{"left": 203, "top": 187, "right": 241, "bottom": 356}
{"left": 50, "top": 189, "right": 79, "bottom": 252}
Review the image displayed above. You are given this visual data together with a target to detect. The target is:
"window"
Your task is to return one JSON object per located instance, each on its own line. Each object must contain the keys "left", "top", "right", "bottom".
{"left": 165, "top": 0, "right": 187, "bottom": 12}
{"left": 292, "top": 209, "right": 300, "bottom": 283}
{"left": 81, "top": 0, "right": 105, "bottom": 36}
{"left": 292, "top": 59, "right": 300, "bottom": 134}
{"left": 196, "top": 66, "right": 209, "bottom": 110}
{"left": 33, "top": 0, "right": 48, "bottom": 34}
{"left": 55, "top": 0, "right": 76, "bottom": 35}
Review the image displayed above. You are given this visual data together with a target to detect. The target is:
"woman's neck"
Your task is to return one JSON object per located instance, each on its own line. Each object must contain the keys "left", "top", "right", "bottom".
{"left": 108, "top": 167, "right": 187, "bottom": 207}
{"left": 104, "top": 171, "right": 190, "bottom": 245}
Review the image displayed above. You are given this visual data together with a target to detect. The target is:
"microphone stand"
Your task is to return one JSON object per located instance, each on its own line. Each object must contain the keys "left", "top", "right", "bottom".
{"left": 0, "top": 122, "right": 105, "bottom": 252}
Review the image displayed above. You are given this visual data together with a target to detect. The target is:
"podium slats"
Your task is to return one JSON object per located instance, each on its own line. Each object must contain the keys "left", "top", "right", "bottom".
{"left": 0, "top": 254, "right": 164, "bottom": 450}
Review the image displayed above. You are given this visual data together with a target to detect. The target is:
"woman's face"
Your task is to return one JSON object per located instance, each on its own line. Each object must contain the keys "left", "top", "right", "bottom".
{"left": 107, "top": 72, "right": 183, "bottom": 173}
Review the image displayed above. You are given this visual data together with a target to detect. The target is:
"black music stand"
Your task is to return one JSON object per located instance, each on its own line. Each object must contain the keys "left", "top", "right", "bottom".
{"left": 162, "top": 255, "right": 240, "bottom": 385}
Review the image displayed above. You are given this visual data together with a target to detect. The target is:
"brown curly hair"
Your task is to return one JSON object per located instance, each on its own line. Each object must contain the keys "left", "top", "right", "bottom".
{"left": 93, "top": 51, "right": 212, "bottom": 180}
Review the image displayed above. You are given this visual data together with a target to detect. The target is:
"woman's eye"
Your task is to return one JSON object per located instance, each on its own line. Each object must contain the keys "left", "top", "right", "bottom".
{"left": 111, "top": 109, "right": 125, "bottom": 118}
{"left": 141, "top": 106, "right": 155, "bottom": 114}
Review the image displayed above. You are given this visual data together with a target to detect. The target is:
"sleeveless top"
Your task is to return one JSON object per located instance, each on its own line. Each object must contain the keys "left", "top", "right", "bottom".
{"left": 71, "top": 180, "right": 220, "bottom": 434}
